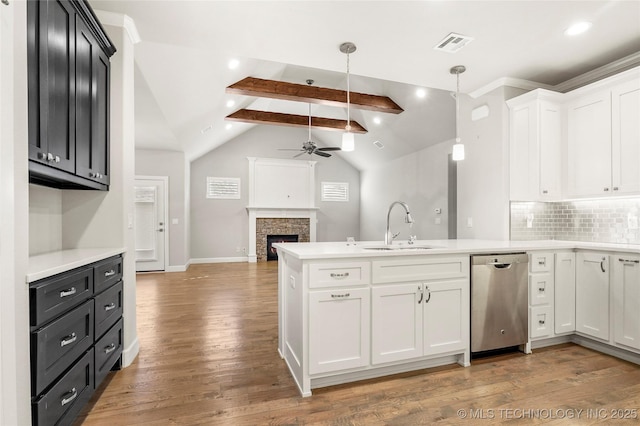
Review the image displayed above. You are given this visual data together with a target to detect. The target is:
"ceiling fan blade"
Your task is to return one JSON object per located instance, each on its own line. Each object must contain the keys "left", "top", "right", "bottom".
{"left": 313, "top": 150, "right": 331, "bottom": 158}
{"left": 293, "top": 151, "right": 308, "bottom": 158}
{"left": 317, "top": 147, "right": 341, "bottom": 151}
{"left": 278, "top": 148, "right": 304, "bottom": 151}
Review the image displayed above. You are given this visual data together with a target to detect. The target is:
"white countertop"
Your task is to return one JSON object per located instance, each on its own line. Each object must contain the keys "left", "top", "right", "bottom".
{"left": 273, "top": 239, "right": 640, "bottom": 260}
{"left": 27, "top": 247, "right": 126, "bottom": 283}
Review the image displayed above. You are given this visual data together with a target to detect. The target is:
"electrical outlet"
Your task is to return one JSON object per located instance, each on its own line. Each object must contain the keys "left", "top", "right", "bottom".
{"left": 467, "top": 217, "right": 473, "bottom": 228}
{"left": 235, "top": 247, "right": 241, "bottom": 253}
{"left": 435, "top": 217, "right": 441, "bottom": 225}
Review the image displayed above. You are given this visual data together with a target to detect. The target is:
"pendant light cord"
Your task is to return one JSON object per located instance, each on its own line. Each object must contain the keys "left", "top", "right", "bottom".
{"left": 455, "top": 71, "right": 460, "bottom": 143}
{"left": 308, "top": 103, "right": 311, "bottom": 141}
{"left": 346, "top": 51, "right": 351, "bottom": 131}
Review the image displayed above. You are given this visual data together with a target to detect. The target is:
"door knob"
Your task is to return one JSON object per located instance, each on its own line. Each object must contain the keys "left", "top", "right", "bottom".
{"left": 158, "top": 228, "right": 164, "bottom": 232}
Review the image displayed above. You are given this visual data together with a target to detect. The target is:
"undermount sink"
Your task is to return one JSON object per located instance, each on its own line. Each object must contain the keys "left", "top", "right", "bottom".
{"left": 364, "top": 245, "right": 439, "bottom": 251}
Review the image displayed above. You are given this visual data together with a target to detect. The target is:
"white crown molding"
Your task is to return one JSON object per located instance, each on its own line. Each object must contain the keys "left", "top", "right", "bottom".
{"left": 95, "top": 11, "right": 141, "bottom": 45}
{"left": 469, "top": 51, "right": 640, "bottom": 99}
{"left": 469, "top": 77, "right": 554, "bottom": 99}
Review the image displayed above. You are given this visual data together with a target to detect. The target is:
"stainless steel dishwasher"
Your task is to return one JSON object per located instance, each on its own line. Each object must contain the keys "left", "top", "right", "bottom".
{"left": 471, "top": 253, "right": 529, "bottom": 353}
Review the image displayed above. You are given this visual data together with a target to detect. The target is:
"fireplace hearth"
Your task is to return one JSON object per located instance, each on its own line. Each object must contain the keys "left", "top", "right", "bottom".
{"left": 266, "top": 234, "right": 298, "bottom": 261}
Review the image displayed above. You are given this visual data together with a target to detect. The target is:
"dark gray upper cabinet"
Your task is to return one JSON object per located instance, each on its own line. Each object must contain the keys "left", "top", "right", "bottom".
{"left": 28, "top": 0, "right": 115, "bottom": 191}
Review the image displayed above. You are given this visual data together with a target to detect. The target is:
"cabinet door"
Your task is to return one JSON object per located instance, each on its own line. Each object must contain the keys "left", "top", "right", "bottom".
{"left": 567, "top": 92, "right": 612, "bottom": 197}
{"left": 371, "top": 283, "right": 423, "bottom": 364}
{"left": 423, "top": 280, "right": 468, "bottom": 355}
{"left": 530, "top": 305, "right": 553, "bottom": 339}
{"left": 538, "top": 101, "right": 561, "bottom": 199}
{"left": 309, "top": 288, "right": 370, "bottom": 374}
{"left": 612, "top": 255, "right": 640, "bottom": 351}
{"left": 30, "top": 0, "right": 76, "bottom": 173}
{"left": 611, "top": 79, "right": 640, "bottom": 195}
{"left": 576, "top": 253, "right": 610, "bottom": 341}
{"left": 75, "top": 17, "right": 110, "bottom": 185}
{"left": 509, "top": 103, "right": 537, "bottom": 200}
{"left": 529, "top": 273, "right": 553, "bottom": 306}
{"left": 554, "top": 253, "right": 576, "bottom": 334}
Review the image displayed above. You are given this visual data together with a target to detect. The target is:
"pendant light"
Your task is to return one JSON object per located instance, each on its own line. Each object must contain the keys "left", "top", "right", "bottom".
{"left": 450, "top": 65, "right": 466, "bottom": 161}
{"left": 340, "top": 42, "right": 357, "bottom": 152}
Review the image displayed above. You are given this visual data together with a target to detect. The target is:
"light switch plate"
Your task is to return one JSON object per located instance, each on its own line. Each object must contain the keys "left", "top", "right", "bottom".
{"left": 172, "top": 218, "right": 179, "bottom": 225}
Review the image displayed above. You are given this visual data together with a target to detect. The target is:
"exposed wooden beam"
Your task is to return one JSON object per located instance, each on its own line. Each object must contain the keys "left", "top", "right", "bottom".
{"left": 226, "top": 77, "right": 404, "bottom": 114}
{"left": 225, "top": 109, "right": 367, "bottom": 133}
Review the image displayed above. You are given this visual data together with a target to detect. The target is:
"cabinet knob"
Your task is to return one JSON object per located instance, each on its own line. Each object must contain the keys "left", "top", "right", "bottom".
{"left": 613, "top": 187, "right": 619, "bottom": 191}
{"left": 54, "top": 155, "right": 60, "bottom": 163}
{"left": 47, "top": 152, "right": 54, "bottom": 161}
{"left": 542, "top": 190, "right": 548, "bottom": 194}
{"left": 604, "top": 187, "right": 610, "bottom": 192}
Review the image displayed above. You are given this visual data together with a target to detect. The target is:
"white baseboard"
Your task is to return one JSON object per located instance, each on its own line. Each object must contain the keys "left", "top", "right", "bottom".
{"left": 190, "top": 257, "right": 248, "bottom": 264}
{"left": 165, "top": 265, "right": 187, "bottom": 272}
{"left": 122, "top": 336, "right": 139, "bottom": 368}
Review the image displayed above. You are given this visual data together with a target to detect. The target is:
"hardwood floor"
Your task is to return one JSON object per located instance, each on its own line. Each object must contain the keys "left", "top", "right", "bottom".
{"left": 76, "top": 262, "right": 640, "bottom": 425}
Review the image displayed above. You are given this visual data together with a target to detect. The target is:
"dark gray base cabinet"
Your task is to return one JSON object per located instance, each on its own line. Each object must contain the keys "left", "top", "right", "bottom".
{"left": 30, "top": 255, "right": 123, "bottom": 426}
{"left": 27, "top": 0, "right": 116, "bottom": 191}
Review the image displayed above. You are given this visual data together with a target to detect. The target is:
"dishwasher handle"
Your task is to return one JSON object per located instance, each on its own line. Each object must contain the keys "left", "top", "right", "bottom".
{"left": 487, "top": 261, "right": 514, "bottom": 269}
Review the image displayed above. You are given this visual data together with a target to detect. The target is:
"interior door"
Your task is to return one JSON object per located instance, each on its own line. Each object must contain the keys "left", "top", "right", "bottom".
{"left": 134, "top": 177, "right": 167, "bottom": 272}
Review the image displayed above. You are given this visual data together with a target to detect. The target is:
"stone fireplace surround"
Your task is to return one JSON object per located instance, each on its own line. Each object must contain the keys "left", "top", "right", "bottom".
{"left": 247, "top": 208, "right": 317, "bottom": 263}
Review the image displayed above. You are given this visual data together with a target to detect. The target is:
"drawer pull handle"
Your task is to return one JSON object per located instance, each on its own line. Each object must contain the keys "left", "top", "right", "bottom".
{"left": 329, "top": 272, "right": 350, "bottom": 279}
{"left": 60, "top": 332, "right": 77, "bottom": 347}
{"left": 59, "top": 287, "right": 77, "bottom": 298}
{"left": 61, "top": 388, "right": 77, "bottom": 406}
{"left": 104, "top": 303, "right": 116, "bottom": 311}
{"left": 104, "top": 343, "right": 117, "bottom": 354}
{"left": 539, "top": 319, "right": 545, "bottom": 325}
{"left": 618, "top": 258, "right": 639, "bottom": 264}
{"left": 104, "top": 269, "right": 116, "bottom": 277}
{"left": 538, "top": 259, "right": 546, "bottom": 266}
{"left": 330, "top": 293, "right": 350, "bottom": 298}
{"left": 425, "top": 285, "right": 431, "bottom": 304}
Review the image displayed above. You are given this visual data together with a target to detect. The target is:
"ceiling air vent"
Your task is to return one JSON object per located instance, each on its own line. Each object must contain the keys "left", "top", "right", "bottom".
{"left": 373, "top": 140, "right": 385, "bottom": 149}
{"left": 434, "top": 33, "right": 474, "bottom": 53}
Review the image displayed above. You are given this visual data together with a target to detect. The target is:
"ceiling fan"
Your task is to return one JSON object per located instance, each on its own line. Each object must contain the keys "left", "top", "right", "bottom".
{"left": 279, "top": 80, "right": 342, "bottom": 158}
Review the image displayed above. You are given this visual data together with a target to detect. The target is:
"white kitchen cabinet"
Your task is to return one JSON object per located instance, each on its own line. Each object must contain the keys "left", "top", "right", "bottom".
{"left": 566, "top": 72, "right": 640, "bottom": 198}
{"left": 566, "top": 91, "right": 612, "bottom": 198}
{"left": 612, "top": 254, "right": 640, "bottom": 351}
{"left": 372, "top": 283, "right": 423, "bottom": 364}
{"left": 309, "top": 287, "right": 370, "bottom": 374}
{"left": 611, "top": 79, "right": 640, "bottom": 194}
{"left": 371, "top": 256, "right": 470, "bottom": 365}
{"left": 528, "top": 252, "right": 554, "bottom": 340}
{"left": 554, "top": 252, "right": 576, "bottom": 334}
{"left": 508, "top": 91, "right": 562, "bottom": 201}
{"left": 576, "top": 252, "right": 610, "bottom": 341}
{"left": 423, "top": 279, "right": 468, "bottom": 355}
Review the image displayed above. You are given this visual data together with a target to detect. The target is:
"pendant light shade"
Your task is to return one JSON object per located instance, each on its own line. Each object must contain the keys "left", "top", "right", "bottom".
{"left": 450, "top": 65, "right": 466, "bottom": 161}
{"left": 340, "top": 42, "right": 357, "bottom": 152}
{"left": 341, "top": 131, "right": 355, "bottom": 152}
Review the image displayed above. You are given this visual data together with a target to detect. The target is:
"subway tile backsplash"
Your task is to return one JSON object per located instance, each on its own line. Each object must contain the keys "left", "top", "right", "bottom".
{"left": 510, "top": 198, "right": 640, "bottom": 245}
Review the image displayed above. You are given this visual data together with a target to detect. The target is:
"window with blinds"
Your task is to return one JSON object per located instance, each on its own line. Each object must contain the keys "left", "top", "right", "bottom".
{"left": 321, "top": 182, "right": 349, "bottom": 202}
{"left": 206, "top": 177, "right": 241, "bottom": 199}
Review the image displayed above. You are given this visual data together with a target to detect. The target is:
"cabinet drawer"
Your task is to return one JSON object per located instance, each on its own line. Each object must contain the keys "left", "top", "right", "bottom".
{"left": 530, "top": 305, "right": 553, "bottom": 339}
{"left": 95, "top": 318, "right": 123, "bottom": 388}
{"left": 94, "top": 281, "right": 123, "bottom": 339}
{"left": 372, "top": 256, "right": 469, "bottom": 284}
{"left": 31, "top": 300, "right": 94, "bottom": 396}
{"left": 529, "top": 273, "right": 554, "bottom": 306}
{"left": 309, "top": 261, "right": 370, "bottom": 288}
{"left": 32, "top": 348, "right": 94, "bottom": 426}
{"left": 30, "top": 267, "right": 93, "bottom": 328}
{"left": 530, "top": 253, "right": 552, "bottom": 273}
{"left": 94, "top": 256, "right": 122, "bottom": 294}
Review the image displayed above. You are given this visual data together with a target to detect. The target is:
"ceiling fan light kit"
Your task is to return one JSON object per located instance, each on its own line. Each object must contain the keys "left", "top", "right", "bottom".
{"left": 450, "top": 65, "right": 466, "bottom": 161}
{"left": 340, "top": 42, "right": 357, "bottom": 152}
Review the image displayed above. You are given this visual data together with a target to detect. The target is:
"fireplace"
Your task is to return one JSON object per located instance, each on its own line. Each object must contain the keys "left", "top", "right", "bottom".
{"left": 266, "top": 234, "right": 299, "bottom": 261}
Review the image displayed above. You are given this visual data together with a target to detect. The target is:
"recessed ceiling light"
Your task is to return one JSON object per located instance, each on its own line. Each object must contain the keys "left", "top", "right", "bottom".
{"left": 564, "top": 21, "right": 592, "bottom": 36}
{"left": 416, "top": 88, "right": 426, "bottom": 99}
{"left": 225, "top": 123, "right": 232, "bottom": 130}
{"left": 228, "top": 59, "right": 240, "bottom": 70}
{"left": 373, "top": 117, "right": 382, "bottom": 125}
{"left": 226, "top": 100, "right": 235, "bottom": 108}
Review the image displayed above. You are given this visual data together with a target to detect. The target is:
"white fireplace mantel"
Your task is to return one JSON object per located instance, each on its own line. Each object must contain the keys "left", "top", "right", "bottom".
{"left": 247, "top": 207, "right": 317, "bottom": 263}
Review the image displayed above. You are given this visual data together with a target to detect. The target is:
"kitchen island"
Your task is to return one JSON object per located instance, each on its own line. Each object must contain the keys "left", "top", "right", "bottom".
{"left": 274, "top": 239, "right": 640, "bottom": 396}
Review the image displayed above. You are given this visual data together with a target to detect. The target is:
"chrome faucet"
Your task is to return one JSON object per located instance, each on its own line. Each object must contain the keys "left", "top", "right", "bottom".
{"left": 385, "top": 201, "right": 414, "bottom": 245}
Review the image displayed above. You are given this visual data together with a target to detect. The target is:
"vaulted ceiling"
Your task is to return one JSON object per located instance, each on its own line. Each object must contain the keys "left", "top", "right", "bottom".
{"left": 89, "top": 1, "right": 640, "bottom": 171}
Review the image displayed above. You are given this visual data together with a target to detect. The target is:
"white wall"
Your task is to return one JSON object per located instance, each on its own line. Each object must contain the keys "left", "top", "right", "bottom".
{"left": 456, "top": 87, "right": 527, "bottom": 240}
{"left": 0, "top": 0, "right": 31, "bottom": 423}
{"left": 360, "top": 140, "right": 454, "bottom": 242}
{"left": 190, "top": 125, "right": 360, "bottom": 260}
{"left": 135, "top": 149, "right": 189, "bottom": 270}
{"left": 29, "top": 184, "right": 62, "bottom": 255}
